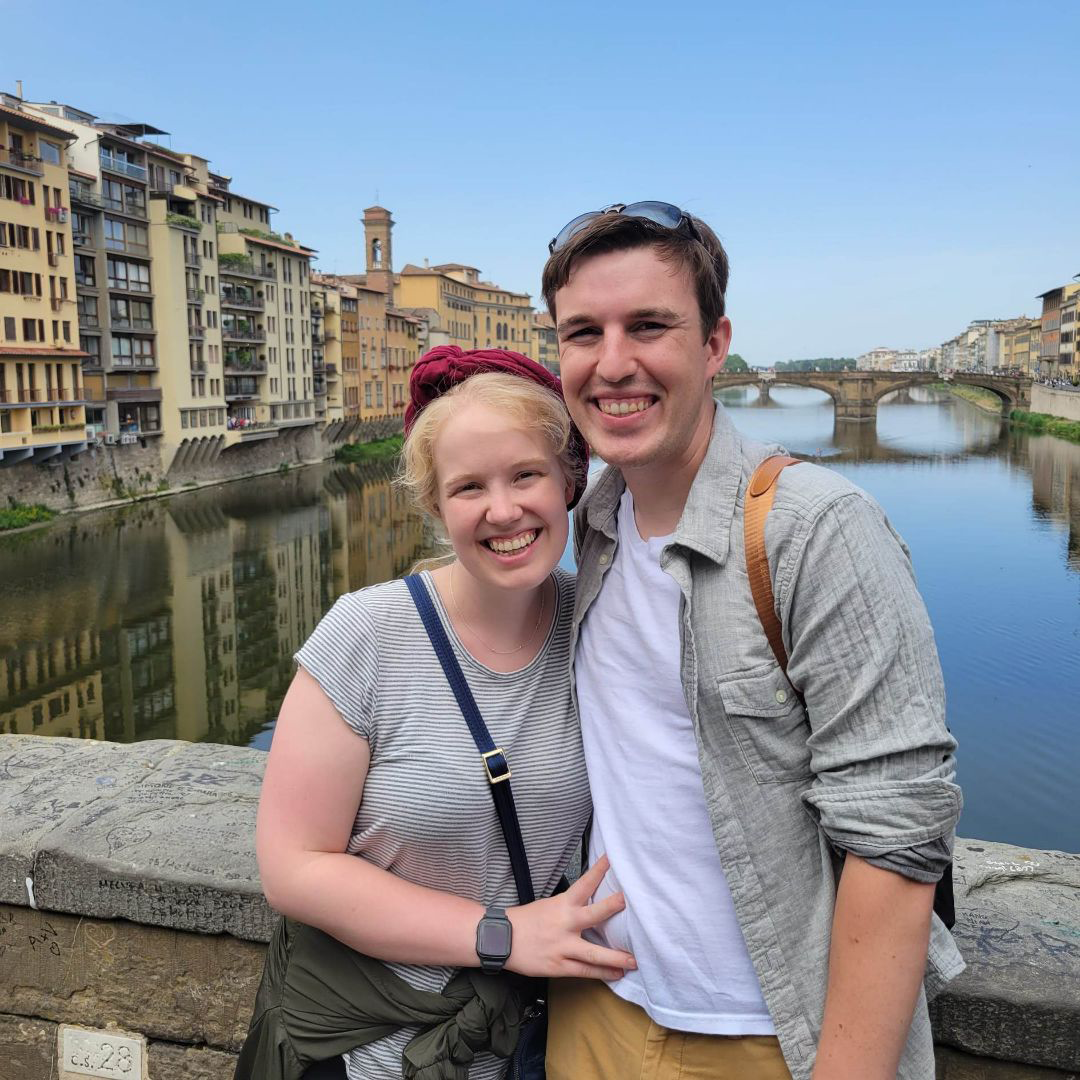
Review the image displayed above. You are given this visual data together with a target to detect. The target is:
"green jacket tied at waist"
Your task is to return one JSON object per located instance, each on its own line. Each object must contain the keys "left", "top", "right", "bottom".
{"left": 234, "top": 917, "right": 524, "bottom": 1080}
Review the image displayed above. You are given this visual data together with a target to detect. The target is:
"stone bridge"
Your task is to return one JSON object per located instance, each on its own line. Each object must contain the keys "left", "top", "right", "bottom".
{"left": 713, "top": 371, "right": 1032, "bottom": 422}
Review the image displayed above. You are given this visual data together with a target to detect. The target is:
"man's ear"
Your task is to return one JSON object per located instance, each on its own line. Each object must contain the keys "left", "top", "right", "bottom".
{"left": 704, "top": 316, "right": 733, "bottom": 381}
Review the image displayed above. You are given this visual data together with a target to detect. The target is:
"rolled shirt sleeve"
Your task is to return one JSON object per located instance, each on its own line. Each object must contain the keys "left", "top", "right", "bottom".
{"left": 774, "top": 490, "right": 961, "bottom": 883}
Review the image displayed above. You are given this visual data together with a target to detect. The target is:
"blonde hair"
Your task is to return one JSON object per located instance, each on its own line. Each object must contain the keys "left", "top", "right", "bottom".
{"left": 399, "top": 372, "right": 582, "bottom": 519}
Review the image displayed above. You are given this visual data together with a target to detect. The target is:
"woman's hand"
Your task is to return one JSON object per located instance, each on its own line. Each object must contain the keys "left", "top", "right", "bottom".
{"left": 506, "top": 856, "right": 636, "bottom": 981}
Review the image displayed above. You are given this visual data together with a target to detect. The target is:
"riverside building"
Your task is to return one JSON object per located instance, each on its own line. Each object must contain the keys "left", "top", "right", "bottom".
{"left": 0, "top": 97, "right": 87, "bottom": 466}
{"left": 18, "top": 96, "right": 319, "bottom": 473}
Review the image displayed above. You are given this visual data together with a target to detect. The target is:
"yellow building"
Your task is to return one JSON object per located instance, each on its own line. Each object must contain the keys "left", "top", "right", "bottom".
{"left": 386, "top": 307, "right": 421, "bottom": 416}
{"left": 312, "top": 273, "right": 361, "bottom": 422}
{"left": 532, "top": 311, "right": 559, "bottom": 373}
{"left": 339, "top": 285, "right": 361, "bottom": 420}
{"left": 0, "top": 98, "right": 87, "bottom": 465}
{"left": 365, "top": 204, "right": 536, "bottom": 362}
{"left": 998, "top": 316, "right": 1042, "bottom": 376}
{"left": 310, "top": 280, "right": 343, "bottom": 423}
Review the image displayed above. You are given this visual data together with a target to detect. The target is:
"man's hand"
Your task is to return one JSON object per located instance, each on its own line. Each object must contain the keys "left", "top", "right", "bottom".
{"left": 507, "top": 856, "right": 637, "bottom": 981}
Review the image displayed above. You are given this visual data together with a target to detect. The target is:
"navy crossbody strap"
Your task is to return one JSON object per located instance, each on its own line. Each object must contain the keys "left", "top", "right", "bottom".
{"left": 404, "top": 574, "right": 536, "bottom": 905}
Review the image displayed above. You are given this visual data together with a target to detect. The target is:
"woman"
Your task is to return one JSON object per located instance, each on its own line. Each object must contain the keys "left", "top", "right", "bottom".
{"left": 244, "top": 348, "right": 635, "bottom": 1080}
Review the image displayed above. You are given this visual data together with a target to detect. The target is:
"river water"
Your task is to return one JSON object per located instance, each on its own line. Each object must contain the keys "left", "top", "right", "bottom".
{"left": 1, "top": 386, "right": 1078, "bottom": 852}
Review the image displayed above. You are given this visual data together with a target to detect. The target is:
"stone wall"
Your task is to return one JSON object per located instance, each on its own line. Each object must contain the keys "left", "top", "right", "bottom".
{"left": 0, "top": 417, "right": 403, "bottom": 515}
{"left": 1032, "top": 385, "right": 1080, "bottom": 423}
{"left": 1, "top": 734, "right": 1077, "bottom": 1079}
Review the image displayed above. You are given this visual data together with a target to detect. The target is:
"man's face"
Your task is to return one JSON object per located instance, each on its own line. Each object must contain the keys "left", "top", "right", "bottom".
{"left": 554, "top": 246, "right": 730, "bottom": 476}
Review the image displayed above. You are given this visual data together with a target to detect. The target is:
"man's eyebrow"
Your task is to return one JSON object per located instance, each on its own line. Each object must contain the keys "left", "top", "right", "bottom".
{"left": 628, "top": 307, "right": 683, "bottom": 323}
{"left": 557, "top": 307, "right": 685, "bottom": 335}
{"left": 556, "top": 313, "right": 594, "bottom": 335}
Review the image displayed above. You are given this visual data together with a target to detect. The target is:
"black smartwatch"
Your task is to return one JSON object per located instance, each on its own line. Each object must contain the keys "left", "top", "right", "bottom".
{"left": 475, "top": 904, "right": 513, "bottom": 973}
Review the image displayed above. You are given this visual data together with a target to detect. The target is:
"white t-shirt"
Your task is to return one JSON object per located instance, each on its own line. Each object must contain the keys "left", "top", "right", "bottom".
{"left": 576, "top": 488, "right": 775, "bottom": 1035}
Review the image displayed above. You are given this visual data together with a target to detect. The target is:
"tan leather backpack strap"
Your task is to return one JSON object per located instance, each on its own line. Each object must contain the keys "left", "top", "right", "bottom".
{"left": 744, "top": 455, "right": 802, "bottom": 675}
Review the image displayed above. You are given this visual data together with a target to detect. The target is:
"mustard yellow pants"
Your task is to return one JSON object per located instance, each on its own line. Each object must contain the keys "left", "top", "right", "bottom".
{"left": 546, "top": 979, "right": 791, "bottom": 1080}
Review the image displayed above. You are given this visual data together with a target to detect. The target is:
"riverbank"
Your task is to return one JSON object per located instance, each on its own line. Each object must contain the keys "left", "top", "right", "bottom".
{"left": 1, "top": 733, "right": 1078, "bottom": 1079}
{"left": 934, "top": 381, "right": 1003, "bottom": 413}
{"left": 334, "top": 433, "right": 403, "bottom": 464}
{"left": 1010, "top": 409, "right": 1080, "bottom": 445}
{"left": 0, "top": 418, "right": 403, "bottom": 520}
{"left": 0, "top": 502, "right": 56, "bottom": 533}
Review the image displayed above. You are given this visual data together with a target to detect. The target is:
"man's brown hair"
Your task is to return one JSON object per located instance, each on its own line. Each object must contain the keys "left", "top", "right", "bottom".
{"left": 541, "top": 212, "right": 730, "bottom": 341}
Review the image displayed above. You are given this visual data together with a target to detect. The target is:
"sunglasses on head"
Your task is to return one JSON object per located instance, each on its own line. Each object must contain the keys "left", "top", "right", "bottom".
{"left": 548, "top": 201, "right": 701, "bottom": 255}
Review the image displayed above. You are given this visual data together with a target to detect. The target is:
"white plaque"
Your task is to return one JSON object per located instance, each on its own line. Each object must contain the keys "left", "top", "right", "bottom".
{"left": 59, "top": 1026, "right": 144, "bottom": 1078}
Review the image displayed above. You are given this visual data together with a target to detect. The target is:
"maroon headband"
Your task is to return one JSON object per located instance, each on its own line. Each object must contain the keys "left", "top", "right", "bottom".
{"left": 404, "top": 345, "right": 590, "bottom": 509}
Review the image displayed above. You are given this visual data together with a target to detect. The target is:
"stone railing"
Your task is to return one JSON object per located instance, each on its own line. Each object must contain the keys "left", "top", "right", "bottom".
{"left": 1, "top": 734, "right": 1077, "bottom": 1080}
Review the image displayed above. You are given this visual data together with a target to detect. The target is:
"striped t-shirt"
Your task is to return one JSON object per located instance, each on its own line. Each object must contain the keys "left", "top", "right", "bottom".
{"left": 294, "top": 568, "right": 589, "bottom": 1080}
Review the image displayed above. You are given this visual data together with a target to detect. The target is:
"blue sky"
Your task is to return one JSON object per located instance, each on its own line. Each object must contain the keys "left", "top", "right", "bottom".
{"left": 6, "top": 0, "right": 1077, "bottom": 364}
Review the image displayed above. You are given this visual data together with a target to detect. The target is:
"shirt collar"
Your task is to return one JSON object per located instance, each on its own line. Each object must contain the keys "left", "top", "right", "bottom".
{"left": 582, "top": 405, "right": 744, "bottom": 565}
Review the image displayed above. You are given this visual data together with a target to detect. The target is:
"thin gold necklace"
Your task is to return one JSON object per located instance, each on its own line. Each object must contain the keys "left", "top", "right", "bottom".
{"left": 449, "top": 563, "right": 547, "bottom": 655}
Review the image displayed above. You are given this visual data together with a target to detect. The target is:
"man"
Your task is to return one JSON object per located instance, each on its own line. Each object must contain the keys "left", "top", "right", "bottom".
{"left": 540, "top": 204, "right": 963, "bottom": 1080}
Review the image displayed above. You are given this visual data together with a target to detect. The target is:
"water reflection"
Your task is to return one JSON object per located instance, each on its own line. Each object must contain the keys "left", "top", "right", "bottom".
{"left": 0, "top": 460, "right": 436, "bottom": 749}
{"left": 716, "top": 385, "right": 1080, "bottom": 851}
{"left": 1, "top": 389, "right": 1078, "bottom": 850}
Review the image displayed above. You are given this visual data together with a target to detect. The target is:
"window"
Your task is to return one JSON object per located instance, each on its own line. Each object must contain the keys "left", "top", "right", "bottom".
{"left": 3, "top": 317, "right": 15, "bottom": 341}
{"left": 75, "top": 255, "right": 95, "bottom": 287}
{"left": 111, "top": 336, "right": 155, "bottom": 366}
{"left": 107, "top": 258, "right": 151, "bottom": 292}
{"left": 22, "top": 319, "right": 42, "bottom": 342}
{"left": 39, "top": 141, "right": 61, "bottom": 166}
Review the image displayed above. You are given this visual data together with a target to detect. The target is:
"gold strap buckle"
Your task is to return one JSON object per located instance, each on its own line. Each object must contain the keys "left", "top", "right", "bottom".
{"left": 482, "top": 748, "right": 512, "bottom": 785}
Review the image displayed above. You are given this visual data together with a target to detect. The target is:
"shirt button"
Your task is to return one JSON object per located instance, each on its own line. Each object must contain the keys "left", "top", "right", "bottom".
{"left": 599, "top": 554, "right": 610, "bottom": 565}
{"left": 775, "top": 689, "right": 788, "bottom": 704}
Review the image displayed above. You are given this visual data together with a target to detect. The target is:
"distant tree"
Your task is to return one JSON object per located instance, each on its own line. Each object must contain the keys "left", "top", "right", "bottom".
{"left": 775, "top": 357, "right": 855, "bottom": 372}
{"left": 724, "top": 353, "right": 749, "bottom": 373}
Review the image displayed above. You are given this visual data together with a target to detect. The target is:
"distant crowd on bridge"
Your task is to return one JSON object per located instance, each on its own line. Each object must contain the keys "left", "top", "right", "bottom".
{"left": 1035, "top": 375, "right": 1080, "bottom": 392}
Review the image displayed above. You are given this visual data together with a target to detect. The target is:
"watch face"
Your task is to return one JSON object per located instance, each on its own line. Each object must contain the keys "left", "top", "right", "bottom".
{"left": 479, "top": 918, "right": 512, "bottom": 957}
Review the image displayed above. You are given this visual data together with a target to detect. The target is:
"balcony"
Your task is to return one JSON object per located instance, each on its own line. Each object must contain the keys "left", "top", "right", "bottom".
{"left": 111, "top": 317, "right": 155, "bottom": 332}
{"left": 1, "top": 146, "right": 43, "bottom": 175}
{"left": 45, "top": 206, "right": 69, "bottom": 223}
{"left": 110, "top": 357, "right": 158, "bottom": 372}
{"left": 103, "top": 197, "right": 147, "bottom": 220}
{"left": 224, "top": 354, "right": 266, "bottom": 374}
{"left": 219, "top": 258, "right": 274, "bottom": 280}
{"left": 104, "top": 238, "right": 150, "bottom": 257}
{"left": 220, "top": 290, "right": 264, "bottom": 311}
{"left": 69, "top": 184, "right": 106, "bottom": 209}
{"left": 311, "top": 331, "right": 324, "bottom": 345}
{"left": 225, "top": 377, "right": 260, "bottom": 400}
{"left": 73, "top": 232, "right": 94, "bottom": 248}
{"left": 105, "top": 387, "right": 162, "bottom": 403}
{"left": 222, "top": 325, "right": 266, "bottom": 344}
{"left": 99, "top": 151, "right": 148, "bottom": 182}
{"left": 78, "top": 313, "right": 100, "bottom": 329}
{"left": 313, "top": 376, "right": 326, "bottom": 396}
{"left": 312, "top": 357, "right": 325, "bottom": 373}
{"left": 188, "top": 324, "right": 205, "bottom": 341}
{"left": 7, "top": 386, "right": 87, "bottom": 404}
{"left": 187, "top": 287, "right": 205, "bottom": 304}
{"left": 184, "top": 249, "right": 202, "bottom": 268}
{"left": 325, "top": 362, "right": 338, "bottom": 377}
{"left": 190, "top": 358, "right": 208, "bottom": 374}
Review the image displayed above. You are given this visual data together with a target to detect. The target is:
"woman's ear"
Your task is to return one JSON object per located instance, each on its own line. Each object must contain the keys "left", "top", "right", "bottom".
{"left": 564, "top": 470, "right": 576, "bottom": 508}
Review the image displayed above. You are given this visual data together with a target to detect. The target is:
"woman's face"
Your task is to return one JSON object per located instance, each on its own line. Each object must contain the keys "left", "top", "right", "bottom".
{"left": 433, "top": 401, "right": 574, "bottom": 594}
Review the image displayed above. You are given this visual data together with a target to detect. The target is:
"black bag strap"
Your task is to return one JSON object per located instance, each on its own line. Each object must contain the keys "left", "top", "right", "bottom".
{"left": 404, "top": 574, "right": 536, "bottom": 905}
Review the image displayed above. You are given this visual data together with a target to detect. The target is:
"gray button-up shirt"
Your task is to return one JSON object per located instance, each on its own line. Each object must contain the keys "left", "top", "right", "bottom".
{"left": 571, "top": 406, "right": 965, "bottom": 1080}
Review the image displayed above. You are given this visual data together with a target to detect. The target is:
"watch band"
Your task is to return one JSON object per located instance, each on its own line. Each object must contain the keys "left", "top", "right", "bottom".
{"left": 476, "top": 904, "right": 512, "bottom": 974}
